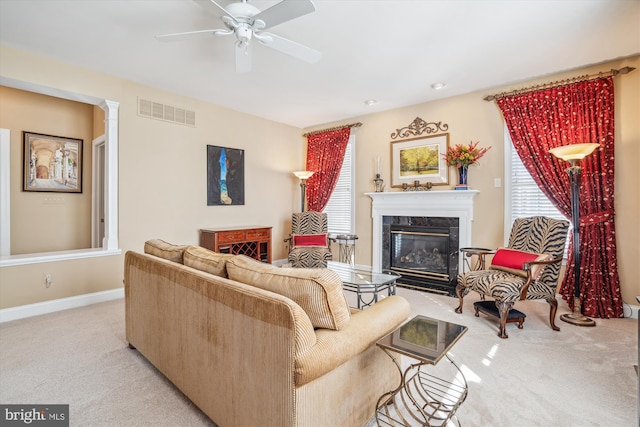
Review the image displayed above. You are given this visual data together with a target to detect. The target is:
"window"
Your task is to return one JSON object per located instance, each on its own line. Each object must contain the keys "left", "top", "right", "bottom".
{"left": 323, "top": 134, "right": 355, "bottom": 235}
{"left": 504, "top": 127, "right": 570, "bottom": 253}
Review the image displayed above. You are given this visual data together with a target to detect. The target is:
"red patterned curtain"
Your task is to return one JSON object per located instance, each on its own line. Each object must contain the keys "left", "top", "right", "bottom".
{"left": 496, "top": 77, "right": 622, "bottom": 318}
{"left": 305, "top": 127, "right": 351, "bottom": 212}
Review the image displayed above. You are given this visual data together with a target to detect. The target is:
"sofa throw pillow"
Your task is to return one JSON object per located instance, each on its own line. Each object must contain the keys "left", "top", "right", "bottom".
{"left": 292, "top": 233, "right": 328, "bottom": 248}
{"left": 490, "top": 248, "right": 552, "bottom": 280}
{"left": 183, "top": 245, "right": 234, "bottom": 278}
{"left": 226, "top": 255, "right": 350, "bottom": 330}
{"left": 144, "top": 239, "right": 188, "bottom": 264}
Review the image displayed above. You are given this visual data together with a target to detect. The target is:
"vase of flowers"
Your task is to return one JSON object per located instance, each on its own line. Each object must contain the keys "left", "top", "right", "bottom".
{"left": 458, "top": 165, "right": 469, "bottom": 185}
{"left": 443, "top": 141, "right": 491, "bottom": 186}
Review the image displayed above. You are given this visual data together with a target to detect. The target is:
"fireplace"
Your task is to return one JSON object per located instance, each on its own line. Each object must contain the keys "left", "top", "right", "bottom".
{"left": 383, "top": 217, "right": 459, "bottom": 295}
{"left": 367, "top": 190, "right": 478, "bottom": 296}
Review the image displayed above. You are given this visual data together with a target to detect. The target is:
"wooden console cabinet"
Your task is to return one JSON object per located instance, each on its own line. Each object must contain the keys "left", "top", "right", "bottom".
{"left": 199, "top": 226, "right": 272, "bottom": 263}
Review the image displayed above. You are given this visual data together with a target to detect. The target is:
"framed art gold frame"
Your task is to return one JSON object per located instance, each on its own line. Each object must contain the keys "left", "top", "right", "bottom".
{"left": 391, "top": 133, "right": 449, "bottom": 187}
{"left": 23, "top": 131, "right": 83, "bottom": 193}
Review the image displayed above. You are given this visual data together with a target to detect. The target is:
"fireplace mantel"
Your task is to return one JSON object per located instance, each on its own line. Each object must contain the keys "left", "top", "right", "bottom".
{"left": 366, "top": 190, "right": 479, "bottom": 274}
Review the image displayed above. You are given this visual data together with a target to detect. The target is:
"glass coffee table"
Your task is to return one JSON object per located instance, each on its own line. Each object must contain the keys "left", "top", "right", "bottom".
{"left": 375, "top": 315, "right": 468, "bottom": 427}
{"left": 327, "top": 261, "right": 400, "bottom": 309}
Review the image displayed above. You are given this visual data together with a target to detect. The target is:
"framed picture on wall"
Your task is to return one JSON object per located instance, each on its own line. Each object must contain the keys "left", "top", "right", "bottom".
{"left": 22, "top": 131, "right": 83, "bottom": 193}
{"left": 391, "top": 133, "right": 449, "bottom": 187}
{"left": 207, "top": 145, "right": 245, "bottom": 206}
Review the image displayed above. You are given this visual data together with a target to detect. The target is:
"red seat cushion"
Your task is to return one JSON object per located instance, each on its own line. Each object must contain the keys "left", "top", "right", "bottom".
{"left": 490, "top": 248, "right": 551, "bottom": 279}
{"left": 292, "top": 233, "right": 328, "bottom": 248}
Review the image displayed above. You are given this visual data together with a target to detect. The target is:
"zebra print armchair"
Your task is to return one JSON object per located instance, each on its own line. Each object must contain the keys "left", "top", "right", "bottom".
{"left": 455, "top": 216, "right": 569, "bottom": 339}
{"left": 285, "top": 212, "right": 334, "bottom": 268}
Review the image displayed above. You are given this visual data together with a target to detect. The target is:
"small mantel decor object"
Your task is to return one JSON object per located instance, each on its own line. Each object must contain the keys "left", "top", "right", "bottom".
{"left": 374, "top": 173, "right": 385, "bottom": 192}
{"left": 373, "top": 155, "right": 385, "bottom": 192}
{"left": 549, "top": 142, "right": 599, "bottom": 327}
{"left": 443, "top": 141, "right": 491, "bottom": 189}
{"left": 401, "top": 181, "right": 432, "bottom": 191}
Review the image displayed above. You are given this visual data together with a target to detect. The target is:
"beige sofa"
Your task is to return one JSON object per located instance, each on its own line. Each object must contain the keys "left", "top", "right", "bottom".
{"left": 125, "top": 240, "right": 411, "bottom": 427}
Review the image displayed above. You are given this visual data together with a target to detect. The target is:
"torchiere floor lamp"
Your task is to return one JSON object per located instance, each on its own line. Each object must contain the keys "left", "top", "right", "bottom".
{"left": 549, "top": 142, "right": 600, "bottom": 327}
{"left": 293, "top": 171, "right": 314, "bottom": 212}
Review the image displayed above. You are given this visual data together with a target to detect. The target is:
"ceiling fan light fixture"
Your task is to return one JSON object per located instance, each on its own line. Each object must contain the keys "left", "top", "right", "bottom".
{"left": 431, "top": 82, "right": 446, "bottom": 90}
{"left": 226, "top": 2, "right": 261, "bottom": 19}
{"left": 236, "top": 25, "right": 252, "bottom": 43}
{"left": 158, "top": 0, "right": 320, "bottom": 72}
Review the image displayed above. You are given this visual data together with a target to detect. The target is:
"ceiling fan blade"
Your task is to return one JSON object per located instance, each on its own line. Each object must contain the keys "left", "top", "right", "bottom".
{"left": 192, "top": 0, "right": 236, "bottom": 20}
{"left": 156, "top": 29, "right": 227, "bottom": 42}
{"left": 259, "top": 32, "right": 321, "bottom": 64}
{"left": 235, "top": 42, "right": 252, "bottom": 73}
{"left": 253, "top": 0, "right": 315, "bottom": 30}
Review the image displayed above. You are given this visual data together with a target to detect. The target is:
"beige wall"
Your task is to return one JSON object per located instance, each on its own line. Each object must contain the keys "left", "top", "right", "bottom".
{"left": 0, "top": 44, "right": 637, "bottom": 311}
{"left": 306, "top": 55, "right": 640, "bottom": 306}
{"left": 0, "top": 45, "right": 304, "bottom": 309}
{"left": 0, "top": 86, "right": 96, "bottom": 254}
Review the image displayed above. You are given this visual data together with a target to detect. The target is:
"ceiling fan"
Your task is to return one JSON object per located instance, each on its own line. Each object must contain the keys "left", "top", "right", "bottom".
{"left": 156, "top": 0, "right": 321, "bottom": 72}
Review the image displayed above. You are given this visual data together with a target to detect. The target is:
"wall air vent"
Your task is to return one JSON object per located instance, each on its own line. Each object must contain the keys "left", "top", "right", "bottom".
{"left": 138, "top": 98, "right": 196, "bottom": 127}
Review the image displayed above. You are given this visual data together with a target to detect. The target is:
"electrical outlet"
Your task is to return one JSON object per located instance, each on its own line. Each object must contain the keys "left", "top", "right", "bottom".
{"left": 44, "top": 273, "right": 52, "bottom": 288}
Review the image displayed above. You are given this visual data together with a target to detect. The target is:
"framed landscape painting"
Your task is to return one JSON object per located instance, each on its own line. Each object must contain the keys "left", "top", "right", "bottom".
{"left": 23, "top": 131, "right": 83, "bottom": 193}
{"left": 391, "top": 133, "right": 449, "bottom": 187}
{"left": 207, "top": 145, "right": 245, "bottom": 206}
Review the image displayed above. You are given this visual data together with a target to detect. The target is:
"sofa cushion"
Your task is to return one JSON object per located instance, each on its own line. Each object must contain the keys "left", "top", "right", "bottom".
{"left": 183, "top": 245, "right": 234, "bottom": 278}
{"left": 226, "top": 255, "right": 350, "bottom": 330}
{"left": 144, "top": 239, "right": 188, "bottom": 264}
{"left": 490, "top": 247, "right": 552, "bottom": 279}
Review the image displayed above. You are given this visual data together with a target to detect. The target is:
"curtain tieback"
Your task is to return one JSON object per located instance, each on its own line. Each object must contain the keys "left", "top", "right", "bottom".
{"left": 579, "top": 210, "right": 615, "bottom": 227}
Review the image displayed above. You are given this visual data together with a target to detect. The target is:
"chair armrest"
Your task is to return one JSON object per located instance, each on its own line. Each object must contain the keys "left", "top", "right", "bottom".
{"left": 519, "top": 256, "right": 563, "bottom": 299}
{"left": 460, "top": 247, "right": 496, "bottom": 271}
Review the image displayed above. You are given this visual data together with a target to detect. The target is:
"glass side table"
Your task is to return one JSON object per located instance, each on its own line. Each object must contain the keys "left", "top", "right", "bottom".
{"left": 335, "top": 234, "right": 358, "bottom": 265}
{"left": 375, "top": 315, "right": 468, "bottom": 426}
{"left": 327, "top": 261, "right": 398, "bottom": 309}
{"left": 459, "top": 247, "right": 495, "bottom": 273}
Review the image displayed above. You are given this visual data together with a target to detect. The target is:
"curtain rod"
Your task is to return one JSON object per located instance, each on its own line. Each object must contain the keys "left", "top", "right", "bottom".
{"left": 302, "top": 122, "right": 362, "bottom": 137}
{"left": 484, "top": 66, "right": 635, "bottom": 102}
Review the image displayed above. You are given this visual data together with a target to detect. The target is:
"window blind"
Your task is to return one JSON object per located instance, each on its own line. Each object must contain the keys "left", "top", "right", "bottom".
{"left": 505, "top": 128, "right": 570, "bottom": 256}
{"left": 323, "top": 134, "right": 354, "bottom": 235}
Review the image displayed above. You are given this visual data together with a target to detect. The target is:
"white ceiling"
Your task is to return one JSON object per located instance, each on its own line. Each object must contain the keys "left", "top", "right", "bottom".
{"left": 1, "top": 0, "right": 638, "bottom": 129}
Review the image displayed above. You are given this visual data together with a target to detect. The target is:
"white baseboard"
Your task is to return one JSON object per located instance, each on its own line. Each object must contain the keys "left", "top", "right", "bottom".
{"left": 0, "top": 288, "right": 124, "bottom": 323}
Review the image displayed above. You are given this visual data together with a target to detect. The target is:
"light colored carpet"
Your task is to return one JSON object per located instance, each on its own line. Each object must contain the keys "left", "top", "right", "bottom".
{"left": 0, "top": 287, "right": 636, "bottom": 426}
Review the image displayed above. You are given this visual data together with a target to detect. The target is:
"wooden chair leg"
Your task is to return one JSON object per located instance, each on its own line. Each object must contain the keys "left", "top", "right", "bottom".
{"left": 495, "top": 300, "right": 514, "bottom": 339}
{"left": 546, "top": 297, "right": 560, "bottom": 331}
{"left": 454, "top": 283, "right": 466, "bottom": 314}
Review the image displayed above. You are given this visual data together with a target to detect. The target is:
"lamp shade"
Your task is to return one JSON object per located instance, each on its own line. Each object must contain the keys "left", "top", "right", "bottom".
{"left": 293, "top": 171, "right": 314, "bottom": 180}
{"left": 549, "top": 143, "right": 599, "bottom": 162}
